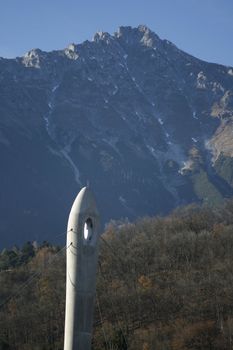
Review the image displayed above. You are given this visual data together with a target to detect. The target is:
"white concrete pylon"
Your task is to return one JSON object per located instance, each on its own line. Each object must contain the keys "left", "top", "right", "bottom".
{"left": 64, "top": 186, "right": 100, "bottom": 350}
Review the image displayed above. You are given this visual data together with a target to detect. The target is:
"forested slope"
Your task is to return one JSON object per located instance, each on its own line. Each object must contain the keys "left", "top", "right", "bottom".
{"left": 1, "top": 201, "right": 233, "bottom": 349}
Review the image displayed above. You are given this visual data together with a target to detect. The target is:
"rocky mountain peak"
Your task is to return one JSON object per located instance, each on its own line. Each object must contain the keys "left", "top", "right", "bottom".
{"left": 64, "top": 43, "right": 79, "bottom": 60}
{"left": 114, "top": 25, "right": 160, "bottom": 48}
{"left": 137, "top": 24, "right": 151, "bottom": 33}
{"left": 0, "top": 26, "right": 233, "bottom": 248}
{"left": 22, "top": 48, "right": 47, "bottom": 68}
{"left": 93, "top": 31, "right": 112, "bottom": 43}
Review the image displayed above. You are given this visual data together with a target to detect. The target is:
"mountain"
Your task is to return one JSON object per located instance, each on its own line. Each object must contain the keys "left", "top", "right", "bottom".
{"left": 1, "top": 25, "right": 233, "bottom": 248}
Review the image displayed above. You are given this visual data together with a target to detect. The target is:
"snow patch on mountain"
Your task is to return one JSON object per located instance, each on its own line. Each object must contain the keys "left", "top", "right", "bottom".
{"left": 196, "top": 71, "right": 207, "bottom": 89}
{"left": 146, "top": 144, "right": 157, "bottom": 159}
{"left": 43, "top": 84, "right": 60, "bottom": 136}
{"left": 179, "top": 160, "right": 194, "bottom": 175}
{"left": 192, "top": 111, "right": 198, "bottom": 119}
{"left": 61, "top": 147, "right": 82, "bottom": 186}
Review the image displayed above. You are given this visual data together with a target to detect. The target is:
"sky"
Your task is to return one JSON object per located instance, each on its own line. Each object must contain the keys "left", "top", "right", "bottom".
{"left": 0, "top": 0, "right": 232, "bottom": 67}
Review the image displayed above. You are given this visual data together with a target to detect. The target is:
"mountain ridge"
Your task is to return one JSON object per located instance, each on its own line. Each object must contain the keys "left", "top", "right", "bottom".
{"left": 0, "top": 25, "right": 233, "bottom": 247}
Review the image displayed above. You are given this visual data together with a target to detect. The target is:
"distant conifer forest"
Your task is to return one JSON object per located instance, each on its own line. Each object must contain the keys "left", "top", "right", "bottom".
{"left": 1, "top": 200, "right": 233, "bottom": 349}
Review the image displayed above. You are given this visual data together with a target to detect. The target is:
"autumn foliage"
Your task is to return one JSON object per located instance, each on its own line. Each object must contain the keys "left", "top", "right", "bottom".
{"left": 1, "top": 200, "right": 233, "bottom": 349}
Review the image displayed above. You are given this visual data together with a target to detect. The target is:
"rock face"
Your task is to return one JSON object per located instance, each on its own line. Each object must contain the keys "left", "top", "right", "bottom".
{"left": 0, "top": 25, "right": 233, "bottom": 247}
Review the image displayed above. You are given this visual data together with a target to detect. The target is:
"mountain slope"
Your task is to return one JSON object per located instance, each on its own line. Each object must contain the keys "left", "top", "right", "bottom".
{"left": 0, "top": 25, "right": 233, "bottom": 247}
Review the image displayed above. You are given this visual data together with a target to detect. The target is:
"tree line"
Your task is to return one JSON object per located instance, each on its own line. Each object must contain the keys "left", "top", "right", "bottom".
{"left": 1, "top": 200, "right": 233, "bottom": 349}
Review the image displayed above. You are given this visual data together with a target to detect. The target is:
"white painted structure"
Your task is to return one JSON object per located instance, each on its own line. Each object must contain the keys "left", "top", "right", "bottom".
{"left": 64, "top": 187, "right": 100, "bottom": 350}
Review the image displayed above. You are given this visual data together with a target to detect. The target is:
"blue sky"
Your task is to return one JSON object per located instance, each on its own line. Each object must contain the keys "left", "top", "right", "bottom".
{"left": 0, "top": 0, "right": 232, "bottom": 66}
